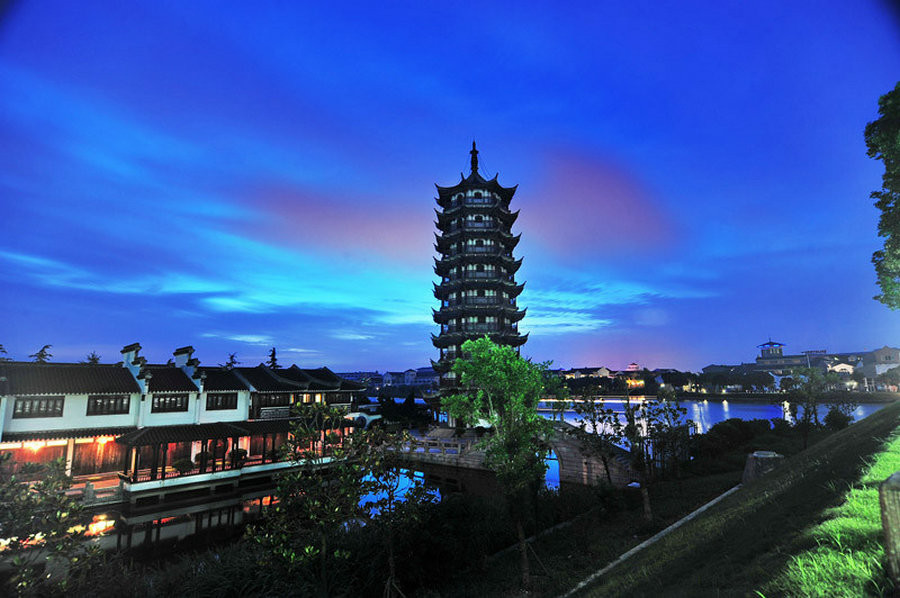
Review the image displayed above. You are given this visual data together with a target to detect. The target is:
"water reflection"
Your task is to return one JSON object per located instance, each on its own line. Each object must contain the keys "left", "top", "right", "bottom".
{"left": 540, "top": 398, "right": 889, "bottom": 434}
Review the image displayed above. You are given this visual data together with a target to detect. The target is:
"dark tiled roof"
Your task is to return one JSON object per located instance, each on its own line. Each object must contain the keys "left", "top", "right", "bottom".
{"left": 144, "top": 366, "right": 198, "bottom": 392}
{"left": 116, "top": 422, "right": 248, "bottom": 446}
{"left": 3, "top": 426, "right": 137, "bottom": 442}
{"left": 232, "top": 365, "right": 304, "bottom": 392}
{"left": 116, "top": 417, "right": 350, "bottom": 446}
{"left": 0, "top": 362, "right": 141, "bottom": 395}
{"left": 198, "top": 367, "right": 249, "bottom": 392}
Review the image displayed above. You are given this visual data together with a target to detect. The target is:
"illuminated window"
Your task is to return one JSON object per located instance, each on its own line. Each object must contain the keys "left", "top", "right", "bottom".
{"left": 206, "top": 393, "right": 238, "bottom": 410}
{"left": 13, "top": 396, "right": 64, "bottom": 418}
{"left": 151, "top": 393, "right": 189, "bottom": 413}
{"left": 258, "top": 393, "right": 291, "bottom": 408}
{"left": 87, "top": 394, "right": 130, "bottom": 415}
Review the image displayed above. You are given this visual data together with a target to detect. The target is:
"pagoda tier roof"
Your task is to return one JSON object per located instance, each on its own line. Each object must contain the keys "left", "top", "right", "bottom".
{"left": 430, "top": 359, "right": 452, "bottom": 374}
{"left": 434, "top": 254, "right": 522, "bottom": 276}
{"left": 434, "top": 279, "right": 525, "bottom": 299}
{"left": 435, "top": 231, "right": 520, "bottom": 252}
{"left": 433, "top": 305, "right": 526, "bottom": 324}
{"left": 434, "top": 206, "right": 519, "bottom": 227}
{"left": 431, "top": 331, "right": 528, "bottom": 349}
{"left": 435, "top": 173, "right": 517, "bottom": 207}
{"left": 435, "top": 225, "right": 518, "bottom": 241}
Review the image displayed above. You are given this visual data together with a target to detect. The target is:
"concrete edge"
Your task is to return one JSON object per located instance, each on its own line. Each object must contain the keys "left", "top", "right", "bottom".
{"left": 558, "top": 483, "right": 743, "bottom": 598}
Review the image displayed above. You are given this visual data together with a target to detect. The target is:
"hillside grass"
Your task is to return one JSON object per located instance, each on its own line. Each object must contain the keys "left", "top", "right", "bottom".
{"left": 577, "top": 400, "right": 900, "bottom": 597}
{"left": 758, "top": 432, "right": 900, "bottom": 597}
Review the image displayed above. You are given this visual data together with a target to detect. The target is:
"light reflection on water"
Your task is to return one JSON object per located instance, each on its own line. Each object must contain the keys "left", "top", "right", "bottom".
{"left": 539, "top": 398, "right": 889, "bottom": 434}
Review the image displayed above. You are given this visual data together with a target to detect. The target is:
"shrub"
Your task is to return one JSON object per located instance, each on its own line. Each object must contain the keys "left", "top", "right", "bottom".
{"left": 824, "top": 407, "right": 853, "bottom": 431}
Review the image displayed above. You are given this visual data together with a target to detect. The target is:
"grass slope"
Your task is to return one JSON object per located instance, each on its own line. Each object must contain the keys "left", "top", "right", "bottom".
{"left": 579, "top": 401, "right": 900, "bottom": 597}
{"left": 759, "top": 431, "right": 900, "bottom": 596}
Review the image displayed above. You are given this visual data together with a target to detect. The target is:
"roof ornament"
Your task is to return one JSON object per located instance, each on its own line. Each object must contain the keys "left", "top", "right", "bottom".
{"left": 470, "top": 140, "right": 479, "bottom": 174}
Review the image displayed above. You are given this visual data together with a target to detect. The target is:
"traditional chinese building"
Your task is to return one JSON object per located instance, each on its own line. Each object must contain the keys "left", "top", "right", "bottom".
{"left": 431, "top": 143, "right": 527, "bottom": 384}
{"left": 0, "top": 343, "right": 365, "bottom": 550}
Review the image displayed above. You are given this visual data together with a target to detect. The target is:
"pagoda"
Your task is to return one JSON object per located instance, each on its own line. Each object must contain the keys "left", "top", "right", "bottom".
{"left": 431, "top": 142, "right": 527, "bottom": 384}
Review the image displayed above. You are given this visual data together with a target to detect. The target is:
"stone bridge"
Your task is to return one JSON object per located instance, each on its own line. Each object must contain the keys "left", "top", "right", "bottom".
{"left": 397, "top": 421, "right": 635, "bottom": 488}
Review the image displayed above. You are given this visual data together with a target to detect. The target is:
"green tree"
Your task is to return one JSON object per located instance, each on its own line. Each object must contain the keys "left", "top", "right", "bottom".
{"left": 569, "top": 386, "right": 623, "bottom": 485}
{"left": 878, "top": 365, "right": 900, "bottom": 387}
{"left": 0, "top": 454, "right": 95, "bottom": 594}
{"left": 29, "top": 344, "right": 52, "bottom": 363}
{"left": 790, "top": 367, "right": 841, "bottom": 449}
{"left": 251, "top": 402, "right": 366, "bottom": 597}
{"left": 0, "top": 343, "right": 9, "bottom": 362}
{"left": 362, "top": 427, "right": 437, "bottom": 597}
{"left": 266, "top": 347, "right": 278, "bottom": 369}
{"left": 865, "top": 82, "right": 900, "bottom": 308}
{"left": 620, "top": 388, "right": 692, "bottom": 522}
{"left": 82, "top": 351, "right": 101, "bottom": 364}
{"left": 442, "top": 337, "right": 552, "bottom": 589}
{"left": 221, "top": 352, "right": 239, "bottom": 369}
{"left": 544, "top": 369, "right": 571, "bottom": 422}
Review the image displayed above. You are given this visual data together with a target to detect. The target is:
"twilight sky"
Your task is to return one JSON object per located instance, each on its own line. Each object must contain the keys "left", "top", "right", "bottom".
{"left": 1, "top": 1, "right": 899, "bottom": 372}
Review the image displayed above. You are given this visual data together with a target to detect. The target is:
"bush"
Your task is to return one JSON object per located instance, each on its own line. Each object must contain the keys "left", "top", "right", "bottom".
{"left": 824, "top": 407, "right": 853, "bottom": 431}
{"left": 770, "top": 418, "right": 792, "bottom": 435}
{"left": 693, "top": 418, "right": 772, "bottom": 459}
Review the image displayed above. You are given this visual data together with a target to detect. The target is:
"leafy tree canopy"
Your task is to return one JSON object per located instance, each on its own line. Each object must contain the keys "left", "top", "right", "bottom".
{"left": 29, "top": 344, "right": 52, "bottom": 363}
{"left": 866, "top": 81, "right": 900, "bottom": 308}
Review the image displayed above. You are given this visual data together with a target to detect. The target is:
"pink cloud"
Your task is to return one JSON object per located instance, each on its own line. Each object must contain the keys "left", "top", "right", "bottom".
{"left": 519, "top": 148, "right": 673, "bottom": 259}
{"left": 234, "top": 184, "right": 433, "bottom": 265}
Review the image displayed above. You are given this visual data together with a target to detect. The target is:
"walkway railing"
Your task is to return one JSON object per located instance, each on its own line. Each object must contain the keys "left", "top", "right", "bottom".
{"left": 397, "top": 437, "right": 477, "bottom": 456}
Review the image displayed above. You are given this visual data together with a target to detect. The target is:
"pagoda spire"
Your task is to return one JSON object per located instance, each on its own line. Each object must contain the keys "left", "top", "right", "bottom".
{"left": 470, "top": 140, "right": 479, "bottom": 174}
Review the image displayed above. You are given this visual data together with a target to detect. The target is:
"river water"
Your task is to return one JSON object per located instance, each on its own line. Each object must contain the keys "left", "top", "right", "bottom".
{"left": 539, "top": 397, "right": 890, "bottom": 434}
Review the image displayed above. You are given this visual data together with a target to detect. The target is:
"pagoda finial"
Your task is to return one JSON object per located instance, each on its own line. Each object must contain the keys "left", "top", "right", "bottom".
{"left": 470, "top": 140, "right": 479, "bottom": 174}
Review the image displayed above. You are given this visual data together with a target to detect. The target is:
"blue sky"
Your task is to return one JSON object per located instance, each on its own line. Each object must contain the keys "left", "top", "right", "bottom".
{"left": 1, "top": 1, "right": 899, "bottom": 371}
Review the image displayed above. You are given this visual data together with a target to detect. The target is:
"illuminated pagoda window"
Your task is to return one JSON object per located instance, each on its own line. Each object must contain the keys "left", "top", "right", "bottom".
{"left": 431, "top": 142, "right": 527, "bottom": 384}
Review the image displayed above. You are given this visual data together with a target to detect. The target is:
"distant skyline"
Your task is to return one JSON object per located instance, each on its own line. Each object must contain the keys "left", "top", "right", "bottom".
{"left": 1, "top": 2, "right": 899, "bottom": 372}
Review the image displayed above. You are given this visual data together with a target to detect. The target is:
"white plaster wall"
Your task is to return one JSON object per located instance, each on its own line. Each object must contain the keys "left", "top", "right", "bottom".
{"left": 197, "top": 391, "right": 251, "bottom": 424}
{"left": 139, "top": 393, "right": 200, "bottom": 427}
{"left": 2, "top": 393, "right": 140, "bottom": 434}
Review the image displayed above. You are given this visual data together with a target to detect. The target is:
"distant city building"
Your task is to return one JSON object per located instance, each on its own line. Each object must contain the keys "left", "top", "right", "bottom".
{"left": 431, "top": 143, "right": 527, "bottom": 385}
{"left": 857, "top": 346, "right": 900, "bottom": 380}
{"left": 564, "top": 366, "right": 613, "bottom": 379}
{"left": 703, "top": 340, "right": 893, "bottom": 382}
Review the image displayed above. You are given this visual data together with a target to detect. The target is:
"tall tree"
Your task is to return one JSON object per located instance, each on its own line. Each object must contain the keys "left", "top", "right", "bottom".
{"left": 865, "top": 81, "right": 900, "bottom": 308}
{"left": 267, "top": 347, "right": 278, "bottom": 369}
{"left": 82, "top": 351, "right": 101, "bottom": 364}
{"left": 620, "top": 387, "right": 692, "bottom": 522}
{"left": 221, "top": 352, "right": 239, "bottom": 369}
{"left": 251, "top": 402, "right": 367, "bottom": 597}
{"left": 442, "top": 336, "right": 552, "bottom": 589}
{"left": 0, "top": 343, "right": 8, "bottom": 361}
{"left": 790, "top": 367, "right": 841, "bottom": 449}
{"left": 0, "top": 454, "right": 95, "bottom": 594}
{"left": 29, "top": 344, "right": 52, "bottom": 363}
{"left": 570, "top": 386, "right": 623, "bottom": 485}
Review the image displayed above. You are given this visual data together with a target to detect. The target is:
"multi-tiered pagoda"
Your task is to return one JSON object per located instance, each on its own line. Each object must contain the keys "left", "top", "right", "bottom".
{"left": 431, "top": 143, "right": 527, "bottom": 384}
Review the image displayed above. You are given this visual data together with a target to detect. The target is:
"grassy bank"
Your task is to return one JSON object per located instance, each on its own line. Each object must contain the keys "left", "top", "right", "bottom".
{"left": 759, "top": 431, "right": 900, "bottom": 596}
{"left": 578, "top": 400, "right": 900, "bottom": 597}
